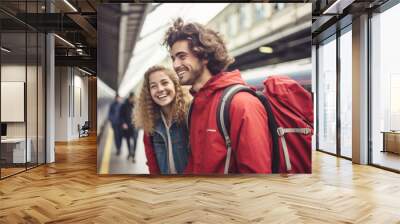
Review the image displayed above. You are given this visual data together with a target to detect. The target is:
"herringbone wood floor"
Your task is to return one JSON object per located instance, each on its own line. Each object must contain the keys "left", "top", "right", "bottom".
{"left": 1, "top": 135, "right": 400, "bottom": 223}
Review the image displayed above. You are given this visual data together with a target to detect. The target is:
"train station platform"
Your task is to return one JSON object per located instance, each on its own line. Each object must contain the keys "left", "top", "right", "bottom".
{"left": 97, "top": 122, "right": 149, "bottom": 174}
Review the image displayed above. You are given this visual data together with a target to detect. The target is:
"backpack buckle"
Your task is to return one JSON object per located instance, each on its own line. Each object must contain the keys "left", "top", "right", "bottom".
{"left": 303, "top": 128, "right": 311, "bottom": 135}
{"left": 277, "top": 127, "right": 285, "bottom": 136}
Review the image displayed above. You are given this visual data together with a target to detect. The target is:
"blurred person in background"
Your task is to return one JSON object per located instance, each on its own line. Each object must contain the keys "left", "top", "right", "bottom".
{"left": 108, "top": 93, "right": 123, "bottom": 155}
{"left": 134, "top": 65, "right": 191, "bottom": 174}
{"left": 120, "top": 92, "right": 138, "bottom": 162}
{"left": 163, "top": 18, "right": 271, "bottom": 174}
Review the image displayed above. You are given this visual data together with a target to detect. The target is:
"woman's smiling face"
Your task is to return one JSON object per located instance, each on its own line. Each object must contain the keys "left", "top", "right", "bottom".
{"left": 149, "top": 70, "right": 176, "bottom": 108}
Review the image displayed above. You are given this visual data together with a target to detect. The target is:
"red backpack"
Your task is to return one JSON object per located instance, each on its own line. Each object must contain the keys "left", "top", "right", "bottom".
{"left": 214, "top": 75, "right": 313, "bottom": 173}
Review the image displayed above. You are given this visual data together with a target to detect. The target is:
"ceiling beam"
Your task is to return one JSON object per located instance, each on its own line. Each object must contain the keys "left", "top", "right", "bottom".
{"left": 55, "top": 55, "right": 96, "bottom": 70}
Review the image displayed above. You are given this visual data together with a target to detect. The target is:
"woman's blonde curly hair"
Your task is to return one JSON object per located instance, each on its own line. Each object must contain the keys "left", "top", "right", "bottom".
{"left": 134, "top": 65, "right": 190, "bottom": 134}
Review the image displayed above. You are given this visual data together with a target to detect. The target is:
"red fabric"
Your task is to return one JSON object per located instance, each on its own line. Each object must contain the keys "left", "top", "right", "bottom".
{"left": 143, "top": 133, "right": 160, "bottom": 174}
{"left": 264, "top": 76, "right": 313, "bottom": 173}
{"left": 184, "top": 70, "right": 272, "bottom": 174}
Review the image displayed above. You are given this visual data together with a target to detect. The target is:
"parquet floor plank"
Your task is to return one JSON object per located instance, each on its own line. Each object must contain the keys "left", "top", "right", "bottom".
{"left": 1, "top": 135, "right": 400, "bottom": 223}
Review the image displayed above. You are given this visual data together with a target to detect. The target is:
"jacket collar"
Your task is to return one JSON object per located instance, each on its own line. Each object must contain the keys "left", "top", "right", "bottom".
{"left": 153, "top": 114, "right": 178, "bottom": 136}
{"left": 190, "top": 70, "right": 245, "bottom": 97}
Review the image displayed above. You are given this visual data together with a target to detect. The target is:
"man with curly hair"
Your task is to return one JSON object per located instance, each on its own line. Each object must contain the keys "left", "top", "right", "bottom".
{"left": 163, "top": 18, "right": 272, "bottom": 174}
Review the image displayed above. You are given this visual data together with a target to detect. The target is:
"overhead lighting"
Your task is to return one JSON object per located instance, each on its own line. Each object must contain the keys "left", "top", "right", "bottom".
{"left": 1, "top": 47, "right": 11, "bottom": 53}
{"left": 63, "top": 0, "right": 78, "bottom": 12}
{"left": 75, "top": 42, "right": 83, "bottom": 47}
{"left": 78, "top": 67, "right": 92, "bottom": 76}
{"left": 322, "top": 0, "right": 355, "bottom": 15}
{"left": 76, "top": 48, "right": 87, "bottom": 56}
{"left": 259, "top": 46, "right": 273, "bottom": 54}
{"left": 54, "top": 34, "right": 75, "bottom": 48}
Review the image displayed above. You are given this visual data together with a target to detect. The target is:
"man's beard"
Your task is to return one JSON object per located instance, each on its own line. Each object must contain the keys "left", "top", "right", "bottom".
{"left": 182, "top": 64, "right": 205, "bottom": 86}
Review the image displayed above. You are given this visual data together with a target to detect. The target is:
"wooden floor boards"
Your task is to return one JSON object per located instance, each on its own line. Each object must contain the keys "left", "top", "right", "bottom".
{"left": 0, "top": 135, "right": 399, "bottom": 223}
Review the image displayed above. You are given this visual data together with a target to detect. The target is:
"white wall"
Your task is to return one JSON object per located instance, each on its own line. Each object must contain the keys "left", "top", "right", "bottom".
{"left": 1, "top": 65, "right": 26, "bottom": 134}
{"left": 55, "top": 66, "right": 69, "bottom": 141}
{"left": 1, "top": 63, "right": 47, "bottom": 163}
{"left": 72, "top": 73, "right": 89, "bottom": 138}
{"left": 54, "top": 67, "right": 89, "bottom": 141}
{"left": 1, "top": 65, "right": 38, "bottom": 138}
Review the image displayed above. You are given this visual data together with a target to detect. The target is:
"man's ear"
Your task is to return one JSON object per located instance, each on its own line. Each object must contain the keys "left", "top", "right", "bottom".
{"left": 202, "top": 58, "right": 208, "bottom": 65}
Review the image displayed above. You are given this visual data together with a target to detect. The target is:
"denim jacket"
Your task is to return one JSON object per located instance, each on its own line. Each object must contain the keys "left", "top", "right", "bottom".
{"left": 151, "top": 118, "right": 190, "bottom": 174}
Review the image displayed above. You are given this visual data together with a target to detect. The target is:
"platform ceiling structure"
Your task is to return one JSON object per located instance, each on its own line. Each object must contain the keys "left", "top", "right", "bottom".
{"left": 0, "top": 1, "right": 149, "bottom": 91}
{"left": 1, "top": 0, "right": 389, "bottom": 91}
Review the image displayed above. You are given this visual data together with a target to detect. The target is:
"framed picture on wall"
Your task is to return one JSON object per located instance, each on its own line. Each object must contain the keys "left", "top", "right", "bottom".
{"left": 97, "top": 3, "right": 313, "bottom": 175}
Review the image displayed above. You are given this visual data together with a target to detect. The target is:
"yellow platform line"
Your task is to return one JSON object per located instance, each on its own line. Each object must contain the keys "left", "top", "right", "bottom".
{"left": 99, "top": 126, "right": 113, "bottom": 174}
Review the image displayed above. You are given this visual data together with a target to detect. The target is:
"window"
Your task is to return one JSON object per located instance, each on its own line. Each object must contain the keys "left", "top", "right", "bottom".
{"left": 228, "top": 13, "right": 238, "bottom": 37}
{"left": 371, "top": 2, "right": 400, "bottom": 171}
{"left": 219, "top": 21, "right": 227, "bottom": 38}
{"left": 0, "top": 1, "right": 47, "bottom": 179}
{"left": 318, "top": 36, "right": 337, "bottom": 154}
{"left": 275, "top": 3, "right": 285, "bottom": 11}
{"left": 339, "top": 28, "right": 352, "bottom": 158}
{"left": 239, "top": 5, "right": 252, "bottom": 29}
{"left": 255, "top": 3, "right": 266, "bottom": 21}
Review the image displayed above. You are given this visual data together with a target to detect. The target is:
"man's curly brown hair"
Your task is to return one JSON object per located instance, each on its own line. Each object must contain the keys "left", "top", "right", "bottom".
{"left": 134, "top": 65, "right": 190, "bottom": 134}
{"left": 163, "top": 17, "right": 235, "bottom": 75}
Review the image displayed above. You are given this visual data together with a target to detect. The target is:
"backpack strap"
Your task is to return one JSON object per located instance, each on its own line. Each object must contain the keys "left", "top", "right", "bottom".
{"left": 217, "top": 84, "right": 280, "bottom": 174}
{"left": 255, "top": 90, "right": 280, "bottom": 173}
{"left": 217, "top": 85, "right": 246, "bottom": 174}
{"left": 277, "top": 127, "right": 311, "bottom": 171}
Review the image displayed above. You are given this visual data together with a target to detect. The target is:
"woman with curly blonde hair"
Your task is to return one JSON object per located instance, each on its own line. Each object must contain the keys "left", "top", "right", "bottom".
{"left": 134, "top": 65, "right": 191, "bottom": 174}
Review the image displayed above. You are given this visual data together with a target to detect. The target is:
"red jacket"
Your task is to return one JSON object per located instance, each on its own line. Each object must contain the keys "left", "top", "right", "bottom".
{"left": 185, "top": 70, "right": 272, "bottom": 174}
{"left": 143, "top": 134, "right": 160, "bottom": 174}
